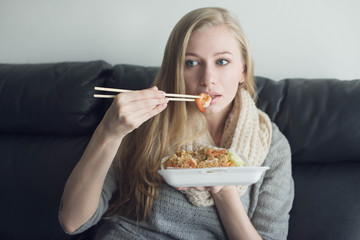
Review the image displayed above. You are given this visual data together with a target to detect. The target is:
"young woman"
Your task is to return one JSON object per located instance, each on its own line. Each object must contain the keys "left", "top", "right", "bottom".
{"left": 60, "top": 7, "right": 294, "bottom": 240}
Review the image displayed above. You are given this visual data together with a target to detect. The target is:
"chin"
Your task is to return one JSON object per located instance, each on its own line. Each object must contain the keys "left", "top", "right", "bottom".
{"left": 207, "top": 102, "right": 232, "bottom": 115}
{"left": 204, "top": 106, "right": 222, "bottom": 115}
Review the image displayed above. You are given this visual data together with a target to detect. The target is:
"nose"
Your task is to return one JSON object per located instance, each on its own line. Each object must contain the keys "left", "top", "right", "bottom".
{"left": 201, "top": 64, "right": 216, "bottom": 86}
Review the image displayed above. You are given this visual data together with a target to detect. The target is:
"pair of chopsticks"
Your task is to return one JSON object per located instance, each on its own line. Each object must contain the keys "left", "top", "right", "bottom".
{"left": 93, "top": 87, "right": 200, "bottom": 102}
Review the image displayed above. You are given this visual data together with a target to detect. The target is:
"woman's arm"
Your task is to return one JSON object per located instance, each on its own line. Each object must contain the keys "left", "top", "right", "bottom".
{"left": 176, "top": 185, "right": 261, "bottom": 240}
{"left": 211, "top": 186, "right": 262, "bottom": 240}
{"left": 59, "top": 87, "right": 168, "bottom": 233}
{"left": 59, "top": 125, "right": 122, "bottom": 234}
{"left": 248, "top": 125, "right": 294, "bottom": 239}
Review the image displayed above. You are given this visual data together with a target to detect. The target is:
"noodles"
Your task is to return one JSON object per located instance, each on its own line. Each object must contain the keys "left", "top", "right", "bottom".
{"left": 162, "top": 147, "right": 234, "bottom": 169}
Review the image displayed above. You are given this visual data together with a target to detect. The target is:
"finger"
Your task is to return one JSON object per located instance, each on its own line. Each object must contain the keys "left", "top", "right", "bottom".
{"left": 209, "top": 186, "right": 223, "bottom": 193}
{"left": 193, "top": 186, "right": 224, "bottom": 193}
{"left": 120, "top": 97, "right": 169, "bottom": 113}
{"left": 116, "top": 87, "right": 165, "bottom": 103}
{"left": 194, "top": 186, "right": 209, "bottom": 191}
{"left": 132, "top": 102, "right": 168, "bottom": 125}
{"left": 120, "top": 102, "right": 168, "bottom": 130}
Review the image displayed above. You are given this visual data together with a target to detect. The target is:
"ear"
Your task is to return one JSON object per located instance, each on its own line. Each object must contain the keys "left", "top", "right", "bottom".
{"left": 239, "top": 65, "right": 247, "bottom": 83}
{"left": 239, "top": 76, "right": 245, "bottom": 83}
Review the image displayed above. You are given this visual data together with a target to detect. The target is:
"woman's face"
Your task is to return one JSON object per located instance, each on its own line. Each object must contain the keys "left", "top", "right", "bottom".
{"left": 184, "top": 25, "right": 245, "bottom": 116}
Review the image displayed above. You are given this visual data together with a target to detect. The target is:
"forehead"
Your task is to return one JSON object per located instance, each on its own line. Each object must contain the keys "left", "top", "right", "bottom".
{"left": 186, "top": 25, "right": 240, "bottom": 55}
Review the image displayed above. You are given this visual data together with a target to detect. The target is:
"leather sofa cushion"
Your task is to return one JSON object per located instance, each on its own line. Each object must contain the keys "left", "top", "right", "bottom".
{"left": 289, "top": 162, "right": 360, "bottom": 239}
{"left": 256, "top": 77, "right": 360, "bottom": 164}
{"left": 0, "top": 61, "right": 112, "bottom": 135}
{"left": 0, "top": 133, "right": 89, "bottom": 240}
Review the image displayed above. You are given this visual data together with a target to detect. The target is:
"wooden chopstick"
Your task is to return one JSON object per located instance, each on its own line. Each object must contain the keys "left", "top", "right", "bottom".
{"left": 93, "top": 94, "right": 117, "bottom": 98}
{"left": 93, "top": 94, "right": 195, "bottom": 101}
{"left": 94, "top": 87, "right": 200, "bottom": 99}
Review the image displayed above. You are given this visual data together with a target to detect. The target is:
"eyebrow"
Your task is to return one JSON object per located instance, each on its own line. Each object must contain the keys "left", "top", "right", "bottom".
{"left": 185, "top": 51, "right": 233, "bottom": 57}
{"left": 214, "top": 51, "right": 233, "bottom": 56}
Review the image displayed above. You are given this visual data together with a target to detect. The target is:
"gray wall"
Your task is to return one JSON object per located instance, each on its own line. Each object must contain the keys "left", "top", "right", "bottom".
{"left": 1, "top": 0, "right": 359, "bottom": 80}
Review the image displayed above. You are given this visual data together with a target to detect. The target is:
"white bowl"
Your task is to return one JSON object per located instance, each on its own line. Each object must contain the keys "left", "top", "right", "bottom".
{"left": 158, "top": 166, "right": 269, "bottom": 187}
{"left": 159, "top": 148, "right": 268, "bottom": 187}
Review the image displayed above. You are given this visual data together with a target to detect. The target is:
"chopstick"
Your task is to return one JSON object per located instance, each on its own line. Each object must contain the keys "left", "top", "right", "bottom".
{"left": 94, "top": 86, "right": 199, "bottom": 102}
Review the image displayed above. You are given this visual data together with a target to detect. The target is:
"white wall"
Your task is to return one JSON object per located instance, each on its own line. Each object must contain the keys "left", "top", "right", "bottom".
{"left": 1, "top": 0, "right": 359, "bottom": 80}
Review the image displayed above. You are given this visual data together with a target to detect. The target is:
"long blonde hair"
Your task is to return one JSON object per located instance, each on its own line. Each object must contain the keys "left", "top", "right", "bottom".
{"left": 107, "top": 7, "right": 256, "bottom": 221}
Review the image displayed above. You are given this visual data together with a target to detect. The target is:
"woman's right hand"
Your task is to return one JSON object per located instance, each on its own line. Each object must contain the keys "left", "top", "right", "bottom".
{"left": 59, "top": 86, "right": 168, "bottom": 234}
{"left": 100, "top": 86, "right": 168, "bottom": 139}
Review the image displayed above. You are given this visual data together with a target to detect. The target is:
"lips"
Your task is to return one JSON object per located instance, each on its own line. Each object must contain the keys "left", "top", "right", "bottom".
{"left": 205, "top": 92, "right": 221, "bottom": 104}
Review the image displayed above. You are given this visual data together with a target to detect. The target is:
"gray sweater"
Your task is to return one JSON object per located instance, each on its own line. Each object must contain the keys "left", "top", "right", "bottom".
{"left": 61, "top": 123, "right": 294, "bottom": 240}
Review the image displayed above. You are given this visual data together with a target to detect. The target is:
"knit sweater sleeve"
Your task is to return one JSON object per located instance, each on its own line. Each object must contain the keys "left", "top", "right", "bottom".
{"left": 251, "top": 123, "right": 294, "bottom": 240}
{"left": 59, "top": 165, "right": 117, "bottom": 235}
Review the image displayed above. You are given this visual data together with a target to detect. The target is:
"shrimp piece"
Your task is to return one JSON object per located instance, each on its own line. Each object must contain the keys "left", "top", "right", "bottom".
{"left": 165, "top": 157, "right": 197, "bottom": 168}
{"left": 211, "top": 149, "right": 227, "bottom": 156}
{"left": 183, "top": 157, "right": 197, "bottom": 168}
{"left": 206, "top": 148, "right": 227, "bottom": 157}
{"left": 195, "top": 93, "right": 211, "bottom": 112}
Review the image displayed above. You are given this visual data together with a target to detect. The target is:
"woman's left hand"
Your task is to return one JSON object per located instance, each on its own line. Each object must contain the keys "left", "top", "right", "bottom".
{"left": 176, "top": 185, "right": 233, "bottom": 194}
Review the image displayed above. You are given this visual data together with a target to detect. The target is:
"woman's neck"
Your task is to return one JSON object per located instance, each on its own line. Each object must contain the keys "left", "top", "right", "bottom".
{"left": 205, "top": 104, "right": 232, "bottom": 146}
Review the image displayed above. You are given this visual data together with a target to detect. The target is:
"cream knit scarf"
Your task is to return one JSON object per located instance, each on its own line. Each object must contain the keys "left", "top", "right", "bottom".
{"left": 182, "top": 87, "right": 272, "bottom": 207}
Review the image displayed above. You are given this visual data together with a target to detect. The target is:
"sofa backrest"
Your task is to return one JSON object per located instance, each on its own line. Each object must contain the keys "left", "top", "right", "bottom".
{"left": 256, "top": 77, "right": 360, "bottom": 163}
{"left": 1, "top": 62, "right": 359, "bottom": 240}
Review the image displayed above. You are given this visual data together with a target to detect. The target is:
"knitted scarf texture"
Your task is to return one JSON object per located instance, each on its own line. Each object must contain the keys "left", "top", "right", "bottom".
{"left": 182, "top": 88, "right": 273, "bottom": 207}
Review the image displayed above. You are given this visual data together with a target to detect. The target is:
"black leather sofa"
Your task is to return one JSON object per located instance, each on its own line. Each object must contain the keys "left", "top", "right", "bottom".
{"left": 1, "top": 61, "right": 359, "bottom": 240}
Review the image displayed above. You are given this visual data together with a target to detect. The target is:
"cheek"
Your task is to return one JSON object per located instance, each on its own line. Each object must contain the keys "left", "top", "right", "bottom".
{"left": 184, "top": 72, "right": 198, "bottom": 94}
{"left": 225, "top": 82, "right": 239, "bottom": 100}
{"left": 223, "top": 70, "right": 241, "bottom": 98}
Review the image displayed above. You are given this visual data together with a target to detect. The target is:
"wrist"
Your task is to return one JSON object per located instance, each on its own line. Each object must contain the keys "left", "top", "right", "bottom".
{"left": 93, "top": 123, "right": 124, "bottom": 147}
{"left": 211, "top": 186, "right": 238, "bottom": 201}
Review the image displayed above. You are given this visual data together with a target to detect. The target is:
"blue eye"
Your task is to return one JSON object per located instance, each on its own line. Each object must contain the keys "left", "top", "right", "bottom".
{"left": 217, "top": 59, "right": 229, "bottom": 65}
{"left": 186, "top": 60, "right": 198, "bottom": 67}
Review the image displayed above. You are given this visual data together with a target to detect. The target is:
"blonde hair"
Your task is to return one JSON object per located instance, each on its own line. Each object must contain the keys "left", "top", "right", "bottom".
{"left": 107, "top": 7, "right": 256, "bottom": 221}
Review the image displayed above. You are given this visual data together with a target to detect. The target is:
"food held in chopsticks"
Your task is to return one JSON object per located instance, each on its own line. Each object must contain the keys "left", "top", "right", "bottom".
{"left": 195, "top": 93, "right": 211, "bottom": 112}
{"left": 94, "top": 87, "right": 213, "bottom": 111}
{"left": 93, "top": 86, "right": 199, "bottom": 102}
{"left": 162, "top": 147, "right": 247, "bottom": 169}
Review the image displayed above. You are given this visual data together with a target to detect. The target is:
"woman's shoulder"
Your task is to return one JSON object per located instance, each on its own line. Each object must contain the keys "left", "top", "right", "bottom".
{"left": 270, "top": 122, "right": 290, "bottom": 149}
{"left": 265, "top": 122, "right": 292, "bottom": 166}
